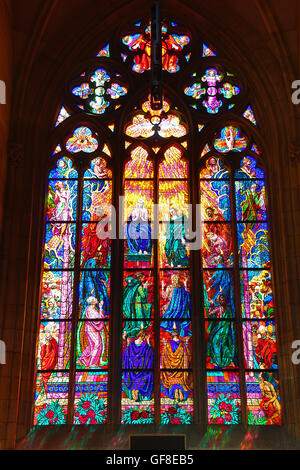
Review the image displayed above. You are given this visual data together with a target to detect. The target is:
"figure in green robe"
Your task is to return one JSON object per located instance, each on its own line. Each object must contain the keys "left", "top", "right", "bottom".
{"left": 164, "top": 208, "right": 189, "bottom": 267}
{"left": 207, "top": 294, "right": 238, "bottom": 368}
{"left": 239, "top": 182, "right": 264, "bottom": 221}
{"left": 122, "top": 272, "right": 152, "bottom": 338}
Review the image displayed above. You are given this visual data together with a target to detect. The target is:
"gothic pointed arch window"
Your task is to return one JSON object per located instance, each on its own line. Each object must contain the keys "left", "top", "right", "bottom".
{"left": 33, "top": 16, "right": 281, "bottom": 427}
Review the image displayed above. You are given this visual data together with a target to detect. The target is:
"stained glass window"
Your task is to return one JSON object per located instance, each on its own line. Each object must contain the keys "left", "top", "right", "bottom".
{"left": 184, "top": 68, "right": 240, "bottom": 114}
{"left": 121, "top": 145, "right": 155, "bottom": 423}
{"left": 33, "top": 16, "right": 281, "bottom": 429}
{"left": 200, "top": 154, "right": 240, "bottom": 424}
{"left": 200, "top": 139, "right": 281, "bottom": 426}
{"left": 34, "top": 157, "right": 78, "bottom": 425}
{"left": 125, "top": 97, "right": 187, "bottom": 139}
{"left": 159, "top": 146, "right": 193, "bottom": 424}
{"left": 120, "top": 138, "right": 193, "bottom": 424}
{"left": 235, "top": 156, "right": 280, "bottom": 424}
{"left": 34, "top": 136, "right": 112, "bottom": 424}
{"left": 122, "top": 20, "right": 190, "bottom": 74}
{"left": 71, "top": 68, "right": 127, "bottom": 114}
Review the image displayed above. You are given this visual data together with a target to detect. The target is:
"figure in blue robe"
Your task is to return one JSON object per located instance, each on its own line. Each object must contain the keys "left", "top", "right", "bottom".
{"left": 205, "top": 268, "right": 235, "bottom": 316}
{"left": 122, "top": 331, "right": 153, "bottom": 401}
{"left": 84, "top": 157, "right": 109, "bottom": 180}
{"left": 160, "top": 275, "right": 192, "bottom": 337}
{"left": 126, "top": 198, "right": 152, "bottom": 257}
{"left": 79, "top": 257, "right": 110, "bottom": 317}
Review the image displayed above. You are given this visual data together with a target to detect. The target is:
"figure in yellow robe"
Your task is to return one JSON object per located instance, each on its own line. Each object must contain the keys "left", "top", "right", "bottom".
{"left": 161, "top": 327, "right": 193, "bottom": 401}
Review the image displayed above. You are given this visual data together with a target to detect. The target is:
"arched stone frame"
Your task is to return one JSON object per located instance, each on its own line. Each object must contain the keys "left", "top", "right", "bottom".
{"left": 1, "top": 0, "right": 300, "bottom": 449}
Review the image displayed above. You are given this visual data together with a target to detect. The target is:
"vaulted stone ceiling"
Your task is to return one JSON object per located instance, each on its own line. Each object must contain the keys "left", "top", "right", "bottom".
{"left": 1, "top": 0, "right": 299, "bottom": 207}
{"left": 11, "top": 0, "right": 299, "bottom": 71}
{"left": 9, "top": 0, "right": 300, "bottom": 130}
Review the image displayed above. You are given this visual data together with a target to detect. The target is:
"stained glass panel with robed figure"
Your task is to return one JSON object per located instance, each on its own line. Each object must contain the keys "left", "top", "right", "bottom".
{"left": 33, "top": 15, "right": 281, "bottom": 430}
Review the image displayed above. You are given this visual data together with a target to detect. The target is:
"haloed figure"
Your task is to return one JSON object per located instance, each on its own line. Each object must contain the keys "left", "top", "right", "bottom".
{"left": 164, "top": 207, "right": 189, "bottom": 268}
{"left": 126, "top": 198, "right": 152, "bottom": 256}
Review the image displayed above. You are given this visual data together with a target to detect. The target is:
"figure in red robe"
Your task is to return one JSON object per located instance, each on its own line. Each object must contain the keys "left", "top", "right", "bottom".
{"left": 204, "top": 206, "right": 230, "bottom": 237}
{"left": 40, "top": 325, "right": 58, "bottom": 392}
{"left": 255, "top": 325, "right": 277, "bottom": 369}
{"left": 81, "top": 213, "right": 110, "bottom": 267}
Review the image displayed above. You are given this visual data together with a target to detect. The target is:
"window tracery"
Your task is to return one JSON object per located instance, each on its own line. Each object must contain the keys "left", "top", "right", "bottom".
{"left": 33, "top": 16, "right": 281, "bottom": 428}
